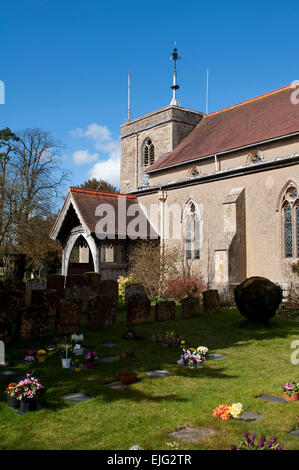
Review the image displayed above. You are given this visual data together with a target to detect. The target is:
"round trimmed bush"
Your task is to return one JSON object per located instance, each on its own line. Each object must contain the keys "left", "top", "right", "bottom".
{"left": 234, "top": 276, "right": 283, "bottom": 323}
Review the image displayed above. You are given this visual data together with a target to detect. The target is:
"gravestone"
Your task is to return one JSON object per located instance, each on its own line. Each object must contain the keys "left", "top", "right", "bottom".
{"left": 16, "top": 306, "right": 49, "bottom": 339}
{"left": 145, "top": 370, "right": 172, "bottom": 378}
{"left": 98, "top": 280, "right": 118, "bottom": 308}
{"left": 47, "top": 274, "right": 65, "bottom": 300}
{"left": 168, "top": 427, "right": 217, "bottom": 443}
{"left": 55, "top": 298, "right": 82, "bottom": 335}
{"left": 155, "top": 300, "right": 176, "bottom": 321}
{"left": 25, "top": 279, "right": 46, "bottom": 306}
{"left": 125, "top": 283, "right": 146, "bottom": 304}
{"left": 238, "top": 412, "right": 263, "bottom": 422}
{"left": 0, "top": 340, "right": 5, "bottom": 365}
{"left": 60, "top": 393, "right": 92, "bottom": 403}
{"left": 83, "top": 272, "right": 102, "bottom": 298}
{"left": 31, "top": 289, "right": 58, "bottom": 316}
{"left": 202, "top": 289, "right": 220, "bottom": 312}
{"left": 65, "top": 274, "right": 84, "bottom": 289}
{"left": 181, "top": 295, "right": 200, "bottom": 318}
{"left": 127, "top": 293, "right": 150, "bottom": 324}
{"left": 87, "top": 295, "right": 116, "bottom": 329}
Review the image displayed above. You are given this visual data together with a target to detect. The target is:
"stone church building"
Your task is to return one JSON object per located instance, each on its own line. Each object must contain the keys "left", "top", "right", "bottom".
{"left": 52, "top": 47, "right": 299, "bottom": 299}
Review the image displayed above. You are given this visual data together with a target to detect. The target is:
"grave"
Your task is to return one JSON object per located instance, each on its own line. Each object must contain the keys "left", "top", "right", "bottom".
{"left": 127, "top": 293, "right": 151, "bottom": 324}
{"left": 207, "top": 353, "right": 227, "bottom": 360}
{"left": 288, "top": 430, "right": 299, "bottom": 438}
{"left": 60, "top": 393, "right": 92, "bottom": 403}
{"left": 145, "top": 370, "right": 172, "bottom": 378}
{"left": 168, "top": 426, "right": 217, "bottom": 443}
{"left": 105, "top": 381, "right": 127, "bottom": 391}
{"left": 155, "top": 301, "right": 176, "bottom": 322}
{"left": 256, "top": 394, "right": 288, "bottom": 404}
{"left": 102, "top": 342, "right": 118, "bottom": 348}
{"left": 238, "top": 412, "right": 263, "bottom": 422}
{"left": 181, "top": 296, "right": 200, "bottom": 318}
{"left": 100, "top": 356, "right": 119, "bottom": 363}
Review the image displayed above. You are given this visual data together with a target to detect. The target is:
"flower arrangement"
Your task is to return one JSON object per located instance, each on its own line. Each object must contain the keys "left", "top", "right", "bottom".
{"left": 37, "top": 350, "right": 46, "bottom": 363}
{"left": 155, "top": 330, "right": 185, "bottom": 347}
{"left": 213, "top": 402, "right": 244, "bottom": 420}
{"left": 282, "top": 381, "right": 299, "bottom": 396}
{"left": 124, "top": 329, "right": 145, "bottom": 340}
{"left": 60, "top": 344, "right": 73, "bottom": 358}
{"left": 13, "top": 374, "right": 42, "bottom": 401}
{"left": 73, "top": 358, "right": 84, "bottom": 372}
{"left": 5, "top": 383, "right": 17, "bottom": 397}
{"left": 24, "top": 355, "right": 36, "bottom": 364}
{"left": 230, "top": 431, "right": 282, "bottom": 450}
{"left": 85, "top": 351, "right": 97, "bottom": 369}
{"left": 71, "top": 333, "right": 85, "bottom": 345}
{"left": 178, "top": 342, "right": 209, "bottom": 367}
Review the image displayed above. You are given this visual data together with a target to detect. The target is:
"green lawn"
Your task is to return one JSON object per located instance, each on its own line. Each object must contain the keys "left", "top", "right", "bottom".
{"left": 0, "top": 305, "right": 299, "bottom": 450}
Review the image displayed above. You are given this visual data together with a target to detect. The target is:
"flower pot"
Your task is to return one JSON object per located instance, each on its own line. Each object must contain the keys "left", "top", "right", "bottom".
{"left": 6, "top": 395, "right": 19, "bottom": 409}
{"left": 62, "top": 358, "right": 72, "bottom": 368}
{"left": 283, "top": 391, "right": 299, "bottom": 402}
{"left": 86, "top": 361, "right": 94, "bottom": 369}
{"left": 19, "top": 398, "right": 37, "bottom": 413}
{"left": 117, "top": 372, "right": 138, "bottom": 385}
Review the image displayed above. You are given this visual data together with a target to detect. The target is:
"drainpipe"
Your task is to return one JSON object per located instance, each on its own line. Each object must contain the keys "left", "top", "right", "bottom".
{"left": 135, "top": 134, "right": 139, "bottom": 189}
{"left": 158, "top": 190, "right": 167, "bottom": 244}
{"left": 214, "top": 154, "right": 219, "bottom": 172}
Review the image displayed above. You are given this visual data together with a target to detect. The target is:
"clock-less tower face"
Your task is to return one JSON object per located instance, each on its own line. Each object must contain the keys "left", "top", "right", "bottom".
{"left": 120, "top": 105, "right": 203, "bottom": 193}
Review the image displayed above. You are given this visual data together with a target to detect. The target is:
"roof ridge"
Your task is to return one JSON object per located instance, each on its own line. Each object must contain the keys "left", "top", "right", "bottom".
{"left": 205, "top": 83, "right": 293, "bottom": 118}
{"left": 69, "top": 186, "right": 136, "bottom": 199}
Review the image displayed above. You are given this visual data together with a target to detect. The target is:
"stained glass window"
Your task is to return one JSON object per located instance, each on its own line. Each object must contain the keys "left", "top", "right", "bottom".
{"left": 284, "top": 203, "right": 293, "bottom": 258}
{"left": 194, "top": 215, "right": 200, "bottom": 259}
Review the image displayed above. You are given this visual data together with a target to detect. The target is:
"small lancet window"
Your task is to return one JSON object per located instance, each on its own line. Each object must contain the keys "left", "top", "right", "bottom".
{"left": 281, "top": 184, "right": 299, "bottom": 258}
{"left": 183, "top": 201, "right": 201, "bottom": 261}
{"left": 144, "top": 139, "right": 154, "bottom": 167}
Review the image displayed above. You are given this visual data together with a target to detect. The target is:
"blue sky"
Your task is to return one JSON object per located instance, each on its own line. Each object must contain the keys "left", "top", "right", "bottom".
{"left": 1, "top": 0, "right": 298, "bottom": 199}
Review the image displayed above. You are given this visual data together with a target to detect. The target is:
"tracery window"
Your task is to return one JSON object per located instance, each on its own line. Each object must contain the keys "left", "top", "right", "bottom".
{"left": 281, "top": 185, "right": 299, "bottom": 258}
{"left": 183, "top": 201, "right": 201, "bottom": 260}
{"left": 144, "top": 139, "right": 154, "bottom": 167}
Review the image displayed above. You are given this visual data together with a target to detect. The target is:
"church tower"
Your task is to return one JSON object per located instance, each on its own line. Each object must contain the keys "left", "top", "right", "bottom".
{"left": 120, "top": 44, "right": 204, "bottom": 193}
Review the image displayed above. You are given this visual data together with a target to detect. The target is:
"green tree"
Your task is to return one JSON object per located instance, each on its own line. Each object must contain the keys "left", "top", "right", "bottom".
{"left": 80, "top": 177, "right": 119, "bottom": 193}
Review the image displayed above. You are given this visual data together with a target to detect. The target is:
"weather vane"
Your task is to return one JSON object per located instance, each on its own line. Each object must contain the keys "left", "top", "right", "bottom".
{"left": 170, "top": 41, "right": 181, "bottom": 106}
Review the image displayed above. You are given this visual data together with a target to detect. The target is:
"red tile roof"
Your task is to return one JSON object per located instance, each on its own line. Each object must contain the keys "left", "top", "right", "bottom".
{"left": 69, "top": 187, "right": 157, "bottom": 237}
{"left": 146, "top": 84, "right": 299, "bottom": 172}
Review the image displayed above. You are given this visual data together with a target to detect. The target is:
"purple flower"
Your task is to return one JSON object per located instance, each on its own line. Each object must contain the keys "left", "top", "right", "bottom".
{"left": 251, "top": 433, "right": 255, "bottom": 441}
{"left": 230, "top": 445, "right": 237, "bottom": 450}
{"left": 244, "top": 431, "right": 249, "bottom": 438}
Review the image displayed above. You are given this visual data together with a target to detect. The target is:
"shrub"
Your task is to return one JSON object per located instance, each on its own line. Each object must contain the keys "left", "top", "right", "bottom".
{"left": 164, "top": 276, "right": 206, "bottom": 302}
{"left": 234, "top": 276, "right": 282, "bottom": 323}
{"left": 128, "top": 241, "right": 179, "bottom": 298}
{"left": 117, "top": 276, "right": 137, "bottom": 303}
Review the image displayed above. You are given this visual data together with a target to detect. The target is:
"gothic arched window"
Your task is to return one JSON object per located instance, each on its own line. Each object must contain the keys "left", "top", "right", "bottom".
{"left": 183, "top": 201, "right": 201, "bottom": 260}
{"left": 281, "top": 185, "right": 299, "bottom": 258}
{"left": 144, "top": 139, "right": 154, "bottom": 167}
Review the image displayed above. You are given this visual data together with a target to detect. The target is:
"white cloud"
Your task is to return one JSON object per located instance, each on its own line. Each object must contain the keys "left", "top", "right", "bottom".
{"left": 89, "top": 158, "right": 120, "bottom": 187}
{"left": 73, "top": 149, "right": 99, "bottom": 165}
{"left": 70, "top": 123, "right": 120, "bottom": 187}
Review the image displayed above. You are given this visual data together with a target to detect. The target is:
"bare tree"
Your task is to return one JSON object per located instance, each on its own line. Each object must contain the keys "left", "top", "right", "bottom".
{"left": 128, "top": 241, "right": 179, "bottom": 298}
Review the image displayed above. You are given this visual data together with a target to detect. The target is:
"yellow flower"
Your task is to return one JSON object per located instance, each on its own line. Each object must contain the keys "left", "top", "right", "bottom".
{"left": 181, "top": 340, "right": 185, "bottom": 345}
{"left": 229, "top": 403, "right": 244, "bottom": 418}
